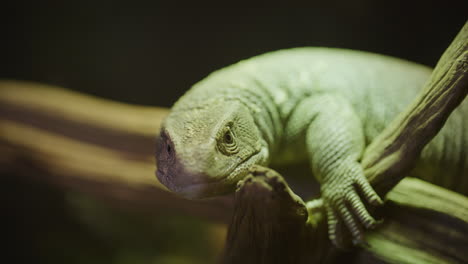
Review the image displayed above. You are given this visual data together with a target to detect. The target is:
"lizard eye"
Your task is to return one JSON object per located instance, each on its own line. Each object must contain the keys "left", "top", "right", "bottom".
{"left": 218, "top": 126, "right": 239, "bottom": 155}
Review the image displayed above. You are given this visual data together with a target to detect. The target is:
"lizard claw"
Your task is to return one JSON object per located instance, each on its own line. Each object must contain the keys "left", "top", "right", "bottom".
{"left": 322, "top": 162, "right": 383, "bottom": 249}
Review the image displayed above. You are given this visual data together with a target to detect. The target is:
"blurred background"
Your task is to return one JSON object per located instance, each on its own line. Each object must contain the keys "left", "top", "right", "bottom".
{"left": 1, "top": 1, "right": 467, "bottom": 263}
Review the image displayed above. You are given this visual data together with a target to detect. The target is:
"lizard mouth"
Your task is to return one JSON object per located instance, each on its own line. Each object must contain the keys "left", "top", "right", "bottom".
{"left": 173, "top": 149, "right": 263, "bottom": 199}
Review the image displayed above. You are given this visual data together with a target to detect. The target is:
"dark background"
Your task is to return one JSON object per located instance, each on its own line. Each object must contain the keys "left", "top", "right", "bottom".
{"left": 2, "top": 1, "right": 467, "bottom": 107}
{"left": 1, "top": 1, "right": 467, "bottom": 263}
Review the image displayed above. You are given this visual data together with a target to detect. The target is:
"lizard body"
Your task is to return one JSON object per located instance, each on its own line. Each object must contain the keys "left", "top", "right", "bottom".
{"left": 155, "top": 47, "right": 467, "bottom": 246}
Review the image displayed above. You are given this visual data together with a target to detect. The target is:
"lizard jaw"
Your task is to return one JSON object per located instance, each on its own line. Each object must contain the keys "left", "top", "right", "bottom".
{"left": 161, "top": 148, "right": 265, "bottom": 199}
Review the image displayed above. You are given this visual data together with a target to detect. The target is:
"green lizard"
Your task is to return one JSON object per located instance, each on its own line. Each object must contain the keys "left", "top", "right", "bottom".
{"left": 155, "top": 47, "right": 467, "bottom": 247}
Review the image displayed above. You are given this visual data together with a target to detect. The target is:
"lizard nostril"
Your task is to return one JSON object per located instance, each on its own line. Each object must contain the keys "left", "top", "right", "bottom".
{"left": 157, "top": 129, "right": 175, "bottom": 162}
{"left": 164, "top": 137, "right": 175, "bottom": 162}
{"left": 167, "top": 144, "right": 172, "bottom": 154}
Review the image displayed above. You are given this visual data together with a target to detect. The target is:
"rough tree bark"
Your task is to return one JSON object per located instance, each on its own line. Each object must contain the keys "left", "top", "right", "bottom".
{"left": 221, "top": 22, "right": 468, "bottom": 263}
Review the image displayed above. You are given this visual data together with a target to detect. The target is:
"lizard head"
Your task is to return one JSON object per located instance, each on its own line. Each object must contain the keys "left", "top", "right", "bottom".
{"left": 155, "top": 99, "right": 267, "bottom": 199}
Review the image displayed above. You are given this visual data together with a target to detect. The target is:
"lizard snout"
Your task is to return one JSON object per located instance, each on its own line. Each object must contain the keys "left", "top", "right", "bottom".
{"left": 155, "top": 131, "right": 210, "bottom": 197}
{"left": 155, "top": 130, "right": 178, "bottom": 190}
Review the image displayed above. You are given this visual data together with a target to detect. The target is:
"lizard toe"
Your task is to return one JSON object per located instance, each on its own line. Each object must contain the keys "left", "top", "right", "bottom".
{"left": 337, "top": 202, "right": 365, "bottom": 244}
{"left": 326, "top": 204, "right": 342, "bottom": 248}
{"left": 346, "top": 192, "right": 378, "bottom": 229}
{"left": 356, "top": 176, "right": 383, "bottom": 206}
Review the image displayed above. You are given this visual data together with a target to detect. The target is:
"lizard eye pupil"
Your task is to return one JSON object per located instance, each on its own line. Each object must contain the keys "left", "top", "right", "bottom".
{"left": 224, "top": 131, "right": 233, "bottom": 143}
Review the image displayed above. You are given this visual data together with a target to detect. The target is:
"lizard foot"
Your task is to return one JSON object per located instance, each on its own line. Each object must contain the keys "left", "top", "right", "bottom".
{"left": 321, "top": 162, "right": 384, "bottom": 249}
{"left": 235, "top": 165, "right": 307, "bottom": 217}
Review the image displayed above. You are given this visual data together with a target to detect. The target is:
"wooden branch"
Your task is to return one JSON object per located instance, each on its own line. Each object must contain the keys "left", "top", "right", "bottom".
{"left": 362, "top": 21, "right": 468, "bottom": 195}
{"left": 358, "top": 178, "right": 468, "bottom": 264}
{"left": 221, "top": 166, "right": 334, "bottom": 264}
{"left": 221, "top": 166, "right": 468, "bottom": 264}
{"left": 0, "top": 81, "right": 232, "bottom": 222}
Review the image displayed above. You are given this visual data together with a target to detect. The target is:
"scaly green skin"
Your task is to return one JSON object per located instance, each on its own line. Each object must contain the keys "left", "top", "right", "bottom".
{"left": 155, "top": 47, "right": 467, "bottom": 248}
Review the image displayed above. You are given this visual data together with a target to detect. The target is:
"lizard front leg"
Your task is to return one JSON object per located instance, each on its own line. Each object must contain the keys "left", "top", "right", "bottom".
{"left": 288, "top": 94, "right": 383, "bottom": 248}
